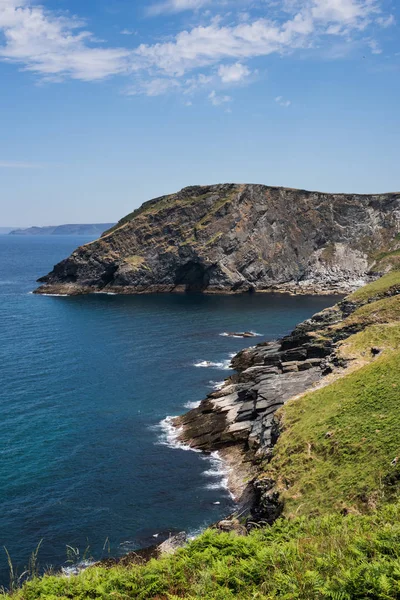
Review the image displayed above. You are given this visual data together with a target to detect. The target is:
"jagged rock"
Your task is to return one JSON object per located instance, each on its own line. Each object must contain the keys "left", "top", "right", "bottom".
{"left": 157, "top": 532, "right": 187, "bottom": 556}
{"left": 34, "top": 184, "right": 400, "bottom": 296}
{"left": 216, "top": 519, "right": 247, "bottom": 536}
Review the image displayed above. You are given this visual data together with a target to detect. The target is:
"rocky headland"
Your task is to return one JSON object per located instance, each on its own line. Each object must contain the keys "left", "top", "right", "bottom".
{"left": 34, "top": 184, "right": 400, "bottom": 296}
{"left": 173, "top": 271, "right": 400, "bottom": 526}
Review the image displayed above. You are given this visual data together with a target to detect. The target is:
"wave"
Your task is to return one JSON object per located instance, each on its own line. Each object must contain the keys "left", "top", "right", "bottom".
{"left": 201, "top": 452, "right": 231, "bottom": 492}
{"left": 193, "top": 359, "right": 232, "bottom": 370}
{"left": 39, "top": 293, "right": 70, "bottom": 297}
{"left": 154, "top": 424, "right": 234, "bottom": 497}
{"left": 184, "top": 400, "right": 201, "bottom": 409}
{"left": 155, "top": 416, "right": 201, "bottom": 453}
{"left": 208, "top": 380, "right": 225, "bottom": 391}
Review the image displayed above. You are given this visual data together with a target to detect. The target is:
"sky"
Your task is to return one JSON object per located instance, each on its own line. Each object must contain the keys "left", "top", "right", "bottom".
{"left": 0, "top": 0, "right": 399, "bottom": 226}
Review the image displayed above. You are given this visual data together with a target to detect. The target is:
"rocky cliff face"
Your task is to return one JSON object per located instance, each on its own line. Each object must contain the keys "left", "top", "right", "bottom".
{"left": 35, "top": 184, "right": 400, "bottom": 295}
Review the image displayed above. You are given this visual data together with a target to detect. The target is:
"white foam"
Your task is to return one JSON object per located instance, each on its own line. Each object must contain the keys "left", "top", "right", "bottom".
{"left": 219, "top": 332, "right": 243, "bottom": 338}
{"left": 184, "top": 400, "right": 201, "bottom": 409}
{"left": 62, "top": 561, "right": 95, "bottom": 577}
{"left": 94, "top": 291, "right": 117, "bottom": 295}
{"left": 200, "top": 451, "right": 233, "bottom": 494}
{"left": 154, "top": 424, "right": 234, "bottom": 498}
{"left": 155, "top": 416, "right": 201, "bottom": 452}
{"left": 209, "top": 380, "right": 225, "bottom": 391}
{"left": 193, "top": 359, "right": 232, "bottom": 370}
{"left": 40, "top": 293, "right": 69, "bottom": 297}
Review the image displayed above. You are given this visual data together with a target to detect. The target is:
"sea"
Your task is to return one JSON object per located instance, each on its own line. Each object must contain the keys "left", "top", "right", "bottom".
{"left": 0, "top": 234, "right": 341, "bottom": 586}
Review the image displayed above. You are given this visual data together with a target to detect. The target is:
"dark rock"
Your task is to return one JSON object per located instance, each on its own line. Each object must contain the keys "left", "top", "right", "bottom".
{"left": 248, "top": 479, "right": 284, "bottom": 527}
{"left": 34, "top": 184, "right": 400, "bottom": 296}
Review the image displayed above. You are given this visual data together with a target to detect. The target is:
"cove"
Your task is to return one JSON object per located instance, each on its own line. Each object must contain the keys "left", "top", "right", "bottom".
{"left": 0, "top": 235, "right": 341, "bottom": 585}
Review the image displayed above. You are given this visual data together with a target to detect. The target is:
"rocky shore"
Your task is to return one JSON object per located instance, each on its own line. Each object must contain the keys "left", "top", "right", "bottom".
{"left": 173, "top": 291, "right": 384, "bottom": 525}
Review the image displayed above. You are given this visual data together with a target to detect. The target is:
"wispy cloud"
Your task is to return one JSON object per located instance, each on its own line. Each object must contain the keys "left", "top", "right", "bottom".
{"left": 0, "top": 0, "right": 395, "bottom": 95}
{"left": 275, "top": 96, "right": 291, "bottom": 107}
{"left": 209, "top": 90, "right": 232, "bottom": 106}
{"left": 368, "top": 39, "right": 382, "bottom": 54}
{"left": 120, "top": 29, "right": 137, "bottom": 36}
{"left": 0, "top": 160, "right": 45, "bottom": 169}
{"left": 147, "top": 0, "right": 212, "bottom": 16}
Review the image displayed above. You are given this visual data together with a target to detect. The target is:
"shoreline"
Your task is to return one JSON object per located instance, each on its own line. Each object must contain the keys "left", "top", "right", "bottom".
{"left": 169, "top": 294, "right": 365, "bottom": 525}
{"left": 33, "top": 280, "right": 367, "bottom": 298}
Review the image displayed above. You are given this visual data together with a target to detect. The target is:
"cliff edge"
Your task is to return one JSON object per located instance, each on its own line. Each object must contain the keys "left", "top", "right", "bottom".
{"left": 34, "top": 184, "right": 400, "bottom": 295}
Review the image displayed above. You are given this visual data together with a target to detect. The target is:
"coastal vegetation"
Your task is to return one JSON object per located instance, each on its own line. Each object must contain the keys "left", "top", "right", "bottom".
{"left": 5, "top": 504, "right": 400, "bottom": 599}
{"left": 5, "top": 271, "right": 400, "bottom": 599}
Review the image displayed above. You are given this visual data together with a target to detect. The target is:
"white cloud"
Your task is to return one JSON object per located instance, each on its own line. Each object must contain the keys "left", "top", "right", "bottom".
{"left": 125, "top": 77, "right": 181, "bottom": 96}
{"left": 120, "top": 29, "right": 137, "bottom": 36}
{"left": 376, "top": 14, "right": 395, "bottom": 28}
{"left": 209, "top": 90, "right": 232, "bottom": 106}
{"left": 0, "top": 0, "right": 131, "bottom": 81}
{"left": 368, "top": 39, "right": 382, "bottom": 54}
{"left": 0, "top": 0, "right": 394, "bottom": 94}
{"left": 148, "top": 0, "right": 212, "bottom": 16}
{"left": 275, "top": 95, "right": 291, "bottom": 107}
{"left": 218, "top": 62, "right": 251, "bottom": 83}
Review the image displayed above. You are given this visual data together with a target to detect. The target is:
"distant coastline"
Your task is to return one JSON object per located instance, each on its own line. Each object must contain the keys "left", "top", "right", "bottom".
{"left": 8, "top": 223, "right": 115, "bottom": 236}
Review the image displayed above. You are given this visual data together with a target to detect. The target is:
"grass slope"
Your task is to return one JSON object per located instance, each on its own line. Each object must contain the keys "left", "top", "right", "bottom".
{"left": 266, "top": 348, "right": 400, "bottom": 518}
{"left": 6, "top": 506, "right": 400, "bottom": 599}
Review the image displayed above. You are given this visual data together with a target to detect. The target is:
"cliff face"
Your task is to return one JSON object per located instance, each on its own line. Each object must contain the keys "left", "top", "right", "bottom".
{"left": 35, "top": 184, "right": 400, "bottom": 295}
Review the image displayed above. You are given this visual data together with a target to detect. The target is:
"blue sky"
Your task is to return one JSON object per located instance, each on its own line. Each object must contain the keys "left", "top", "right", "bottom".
{"left": 0, "top": 0, "right": 399, "bottom": 226}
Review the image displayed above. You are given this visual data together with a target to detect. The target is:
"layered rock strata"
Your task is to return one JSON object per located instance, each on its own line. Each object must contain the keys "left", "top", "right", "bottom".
{"left": 174, "top": 287, "right": 400, "bottom": 522}
{"left": 34, "top": 184, "right": 400, "bottom": 296}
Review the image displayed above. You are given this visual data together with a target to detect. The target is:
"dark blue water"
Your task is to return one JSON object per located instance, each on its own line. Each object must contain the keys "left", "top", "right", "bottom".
{"left": 0, "top": 235, "right": 340, "bottom": 584}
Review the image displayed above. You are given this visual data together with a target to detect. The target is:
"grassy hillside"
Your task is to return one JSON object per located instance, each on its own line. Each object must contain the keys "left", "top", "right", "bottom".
{"left": 5, "top": 272, "right": 400, "bottom": 599}
{"left": 6, "top": 505, "right": 400, "bottom": 600}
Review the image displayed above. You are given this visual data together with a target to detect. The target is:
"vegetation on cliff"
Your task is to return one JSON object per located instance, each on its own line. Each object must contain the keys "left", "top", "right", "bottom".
{"left": 34, "top": 184, "right": 400, "bottom": 296}
{"left": 5, "top": 272, "right": 400, "bottom": 599}
{"left": 6, "top": 504, "right": 400, "bottom": 599}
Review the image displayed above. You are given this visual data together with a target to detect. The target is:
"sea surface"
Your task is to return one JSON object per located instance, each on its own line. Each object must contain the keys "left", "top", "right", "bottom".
{"left": 0, "top": 235, "right": 341, "bottom": 585}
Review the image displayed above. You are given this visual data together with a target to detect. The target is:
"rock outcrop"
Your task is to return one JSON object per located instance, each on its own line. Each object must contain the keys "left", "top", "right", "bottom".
{"left": 174, "top": 278, "right": 400, "bottom": 521}
{"left": 34, "top": 184, "right": 400, "bottom": 295}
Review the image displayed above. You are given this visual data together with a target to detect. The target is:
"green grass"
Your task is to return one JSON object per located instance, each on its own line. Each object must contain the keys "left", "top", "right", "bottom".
{"left": 347, "top": 271, "right": 400, "bottom": 303}
{"left": 338, "top": 323, "right": 400, "bottom": 360}
{"left": 266, "top": 348, "right": 400, "bottom": 518}
{"left": 6, "top": 505, "right": 400, "bottom": 599}
{"left": 103, "top": 191, "right": 216, "bottom": 237}
{"left": 338, "top": 296, "right": 400, "bottom": 333}
{"left": 124, "top": 255, "right": 147, "bottom": 270}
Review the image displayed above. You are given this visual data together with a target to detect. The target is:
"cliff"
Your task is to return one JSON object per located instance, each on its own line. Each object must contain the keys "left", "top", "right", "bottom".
{"left": 175, "top": 270, "right": 400, "bottom": 522}
{"left": 34, "top": 184, "right": 400, "bottom": 296}
{"left": 10, "top": 224, "right": 115, "bottom": 236}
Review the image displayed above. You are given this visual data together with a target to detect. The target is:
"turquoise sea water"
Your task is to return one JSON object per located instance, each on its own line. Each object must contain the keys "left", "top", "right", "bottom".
{"left": 0, "top": 235, "right": 340, "bottom": 585}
